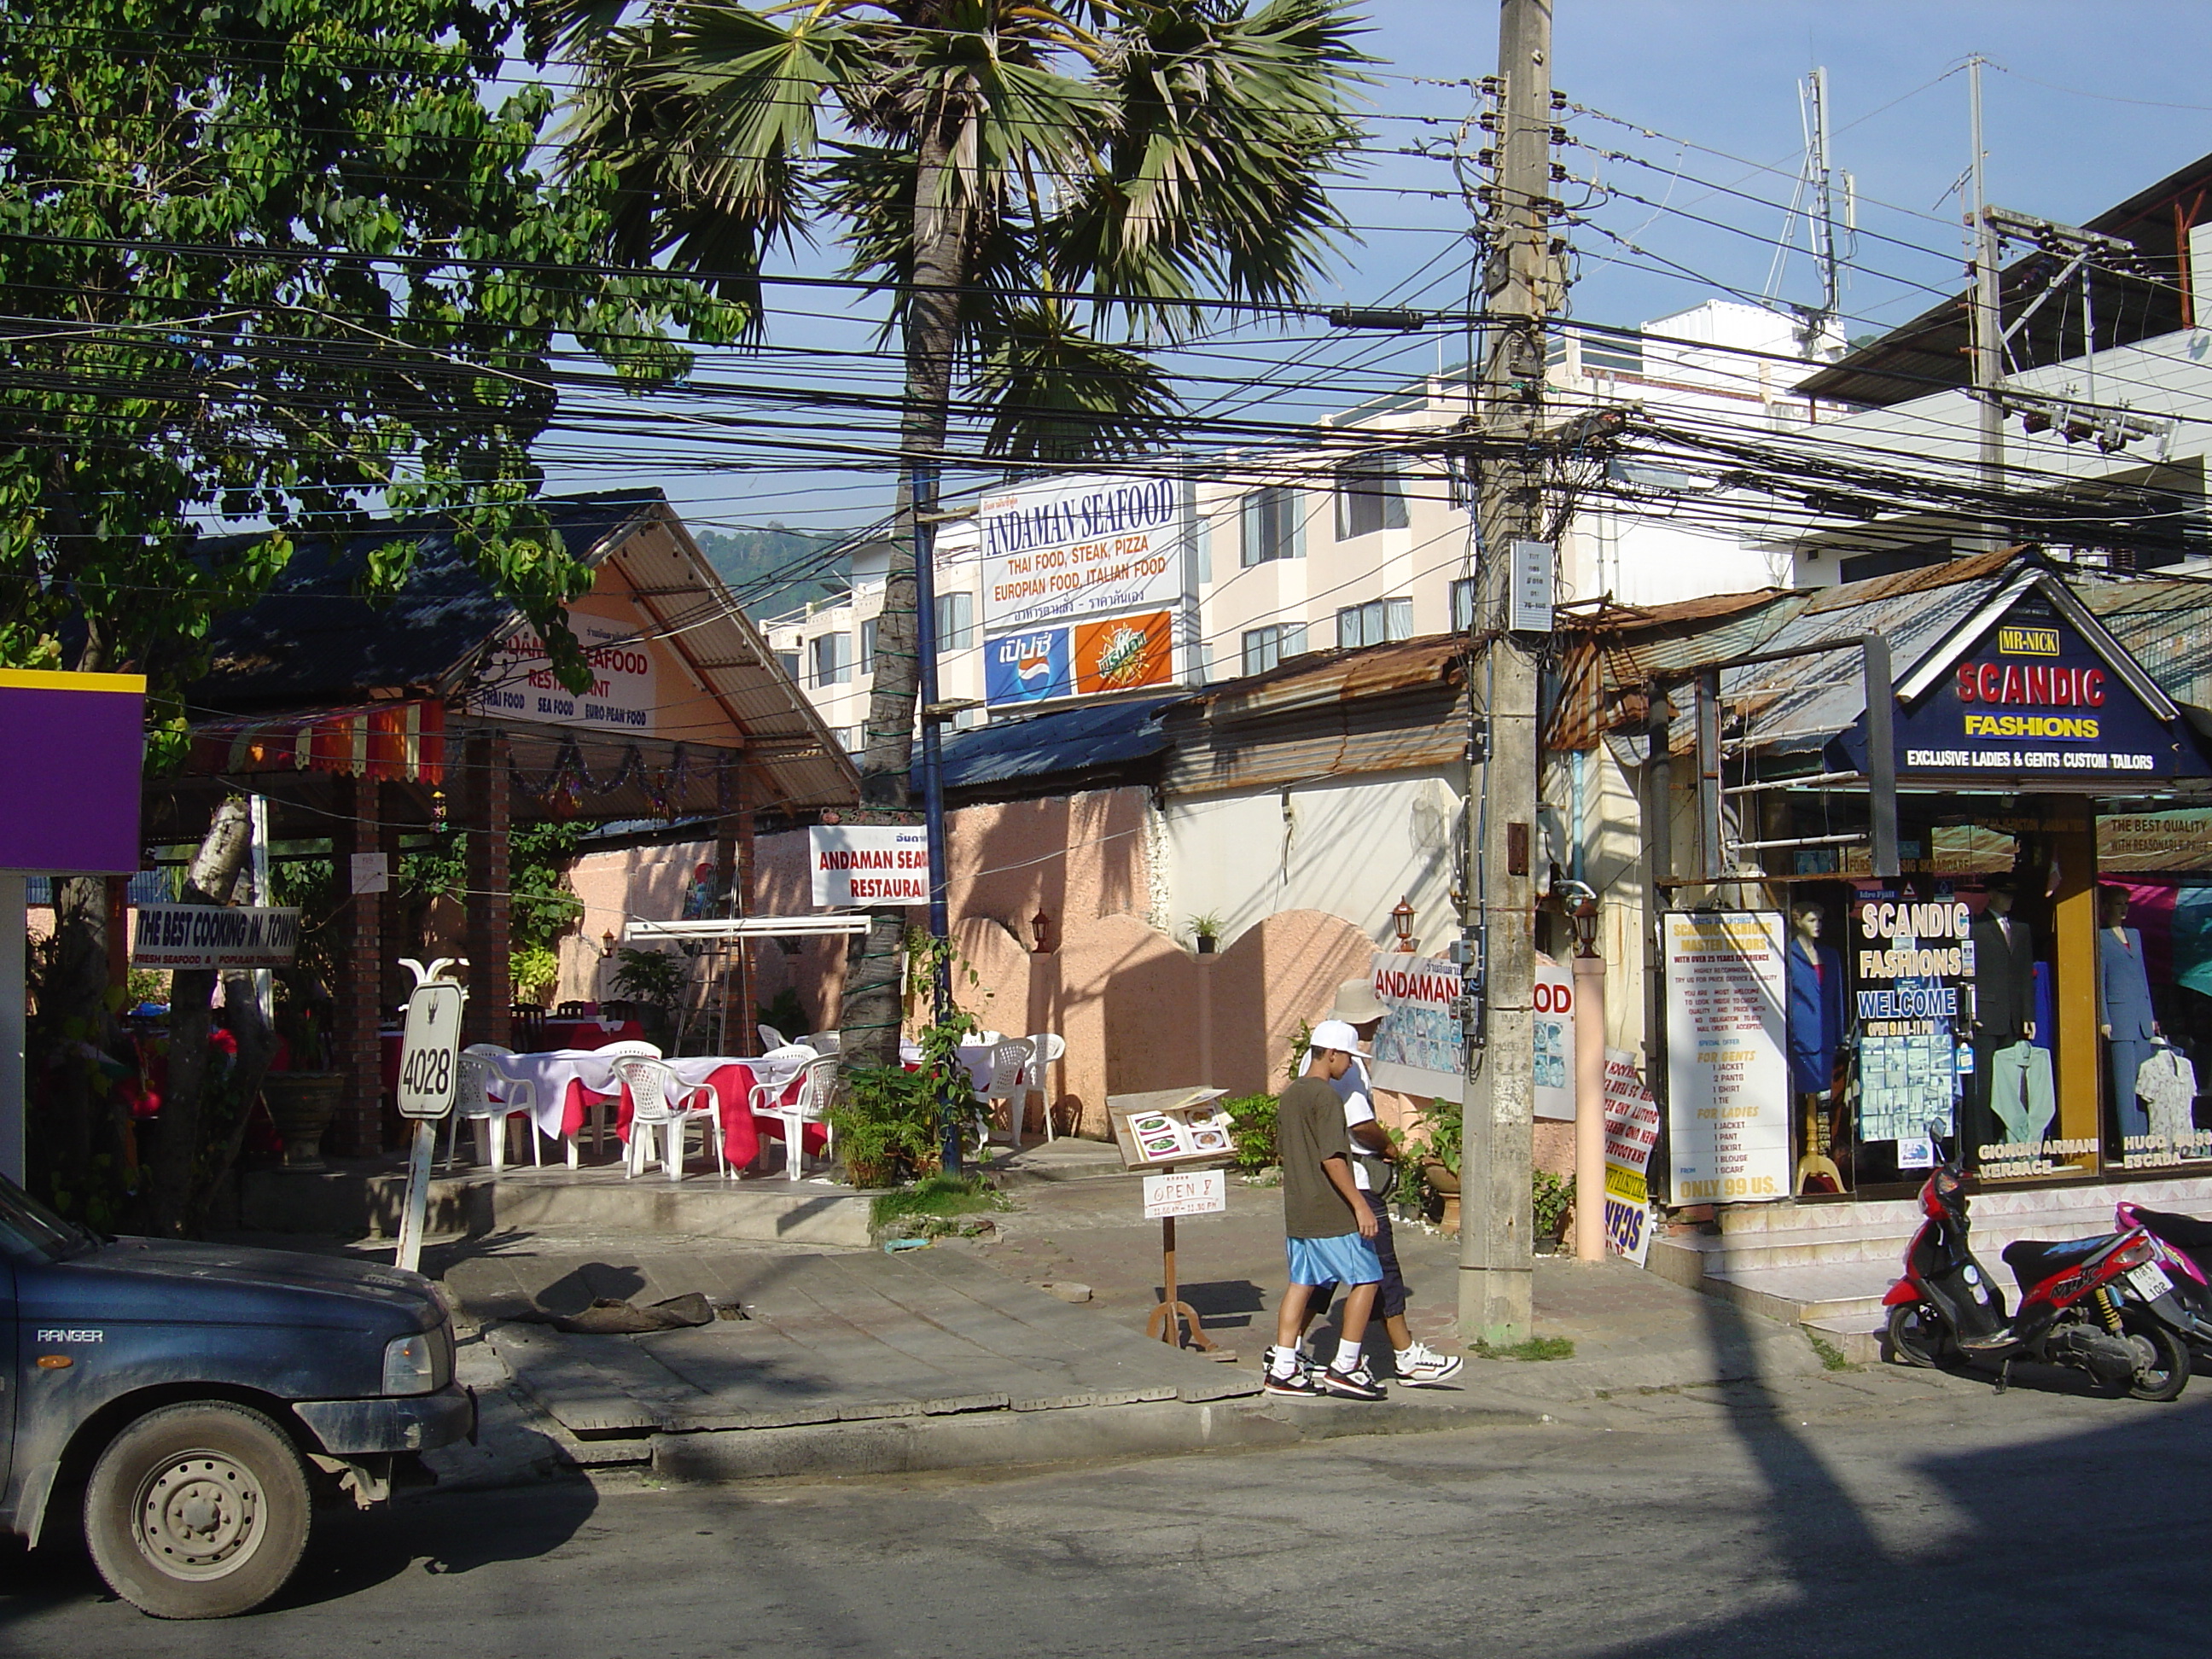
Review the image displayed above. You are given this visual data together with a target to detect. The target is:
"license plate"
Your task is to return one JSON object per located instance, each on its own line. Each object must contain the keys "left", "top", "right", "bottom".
{"left": 2127, "top": 1262, "right": 2174, "bottom": 1301}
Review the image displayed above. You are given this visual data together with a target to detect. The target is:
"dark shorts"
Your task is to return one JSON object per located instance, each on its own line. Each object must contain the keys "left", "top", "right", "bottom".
{"left": 1312, "top": 1191, "right": 1408, "bottom": 1322}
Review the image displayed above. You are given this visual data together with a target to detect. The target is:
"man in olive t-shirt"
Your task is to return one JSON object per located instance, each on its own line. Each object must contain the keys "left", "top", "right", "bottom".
{"left": 1264, "top": 1028, "right": 1386, "bottom": 1400}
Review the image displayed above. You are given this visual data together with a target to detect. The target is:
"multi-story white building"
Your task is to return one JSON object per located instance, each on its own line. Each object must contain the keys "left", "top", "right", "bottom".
{"left": 763, "top": 300, "right": 1825, "bottom": 748}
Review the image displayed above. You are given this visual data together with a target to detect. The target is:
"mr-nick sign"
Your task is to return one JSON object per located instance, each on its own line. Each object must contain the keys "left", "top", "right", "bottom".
{"left": 1890, "top": 589, "right": 2202, "bottom": 780}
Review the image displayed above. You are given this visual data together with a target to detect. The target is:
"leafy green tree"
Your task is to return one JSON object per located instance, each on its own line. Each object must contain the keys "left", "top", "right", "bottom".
{"left": 0, "top": 0, "right": 739, "bottom": 1221}
{"left": 554, "top": 0, "right": 1370, "bottom": 1066}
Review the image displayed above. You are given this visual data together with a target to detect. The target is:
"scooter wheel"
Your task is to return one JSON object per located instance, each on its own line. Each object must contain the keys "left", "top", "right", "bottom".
{"left": 2122, "top": 1313, "right": 2192, "bottom": 1403}
{"left": 1886, "top": 1303, "right": 1949, "bottom": 1369}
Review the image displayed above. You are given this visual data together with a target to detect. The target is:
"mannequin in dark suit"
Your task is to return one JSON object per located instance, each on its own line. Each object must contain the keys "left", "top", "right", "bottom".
{"left": 1967, "top": 880, "right": 2040, "bottom": 1164}
{"left": 1787, "top": 903, "right": 1845, "bottom": 1191}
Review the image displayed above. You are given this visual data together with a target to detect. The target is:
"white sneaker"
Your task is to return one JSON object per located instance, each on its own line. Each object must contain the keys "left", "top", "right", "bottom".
{"left": 1393, "top": 1341, "right": 1464, "bottom": 1387}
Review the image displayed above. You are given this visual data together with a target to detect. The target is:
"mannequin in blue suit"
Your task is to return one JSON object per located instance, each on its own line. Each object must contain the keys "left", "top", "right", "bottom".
{"left": 2098, "top": 885, "right": 2160, "bottom": 1144}
{"left": 1787, "top": 902, "right": 1845, "bottom": 1190}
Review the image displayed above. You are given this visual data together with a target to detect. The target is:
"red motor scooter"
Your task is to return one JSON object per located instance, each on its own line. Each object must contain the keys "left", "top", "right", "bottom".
{"left": 1883, "top": 1128, "right": 2192, "bottom": 1400}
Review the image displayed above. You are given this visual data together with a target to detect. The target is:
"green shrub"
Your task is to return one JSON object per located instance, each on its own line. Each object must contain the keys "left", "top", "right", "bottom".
{"left": 830, "top": 1064, "right": 943, "bottom": 1186}
{"left": 1412, "top": 1095, "right": 1461, "bottom": 1175}
{"left": 1220, "top": 1094, "right": 1279, "bottom": 1170}
{"left": 1532, "top": 1170, "right": 1575, "bottom": 1242}
{"left": 509, "top": 945, "right": 559, "bottom": 1005}
{"left": 871, "top": 1173, "right": 1009, "bottom": 1230}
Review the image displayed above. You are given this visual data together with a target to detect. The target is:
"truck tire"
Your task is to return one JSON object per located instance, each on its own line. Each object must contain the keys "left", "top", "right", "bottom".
{"left": 83, "top": 1400, "right": 312, "bottom": 1619}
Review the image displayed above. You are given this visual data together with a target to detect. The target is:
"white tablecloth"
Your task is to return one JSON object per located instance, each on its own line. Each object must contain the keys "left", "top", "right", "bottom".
{"left": 495, "top": 1048, "right": 817, "bottom": 1139}
{"left": 899, "top": 1041, "right": 1004, "bottom": 1094}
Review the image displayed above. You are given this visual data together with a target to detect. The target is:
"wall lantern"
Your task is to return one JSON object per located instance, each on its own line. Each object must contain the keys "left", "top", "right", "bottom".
{"left": 1032, "top": 909, "right": 1055, "bottom": 954}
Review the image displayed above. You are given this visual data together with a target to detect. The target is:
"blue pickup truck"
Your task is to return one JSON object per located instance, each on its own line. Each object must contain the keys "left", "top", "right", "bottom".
{"left": 0, "top": 1173, "right": 471, "bottom": 1618}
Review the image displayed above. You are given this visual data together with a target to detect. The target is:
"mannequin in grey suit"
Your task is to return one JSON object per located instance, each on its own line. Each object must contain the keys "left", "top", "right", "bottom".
{"left": 2098, "top": 885, "right": 2161, "bottom": 1144}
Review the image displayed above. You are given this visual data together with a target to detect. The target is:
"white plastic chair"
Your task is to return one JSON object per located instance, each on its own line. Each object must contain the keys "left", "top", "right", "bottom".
{"left": 566, "top": 1039, "right": 661, "bottom": 1167}
{"left": 452, "top": 1047, "right": 541, "bottom": 1173}
{"left": 751, "top": 1055, "right": 840, "bottom": 1181}
{"left": 1020, "top": 1033, "right": 1067, "bottom": 1144}
{"left": 978, "top": 1039, "right": 1034, "bottom": 1149}
{"left": 757, "top": 1022, "right": 788, "bottom": 1052}
{"left": 802, "top": 1030, "right": 842, "bottom": 1054}
{"left": 611, "top": 1055, "right": 721, "bottom": 1182}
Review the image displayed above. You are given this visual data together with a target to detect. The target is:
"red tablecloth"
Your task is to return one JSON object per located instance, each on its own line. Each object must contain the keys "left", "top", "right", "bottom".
{"left": 538, "top": 1018, "right": 646, "bottom": 1051}
{"left": 538, "top": 1060, "right": 826, "bottom": 1168}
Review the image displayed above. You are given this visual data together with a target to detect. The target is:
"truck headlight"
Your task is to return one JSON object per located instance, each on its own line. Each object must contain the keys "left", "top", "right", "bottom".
{"left": 382, "top": 1333, "right": 436, "bottom": 1395}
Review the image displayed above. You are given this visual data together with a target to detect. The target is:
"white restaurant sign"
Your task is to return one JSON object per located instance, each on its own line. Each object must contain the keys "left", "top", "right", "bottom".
{"left": 131, "top": 905, "right": 301, "bottom": 969}
{"left": 1664, "top": 911, "right": 1790, "bottom": 1205}
{"left": 473, "top": 607, "right": 658, "bottom": 735}
{"left": 808, "top": 824, "right": 928, "bottom": 906}
{"left": 979, "top": 473, "right": 1189, "bottom": 633}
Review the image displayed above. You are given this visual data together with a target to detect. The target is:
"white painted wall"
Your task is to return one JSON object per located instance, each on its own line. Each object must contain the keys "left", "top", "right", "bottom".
{"left": 1162, "top": 772, "right": 1463, "bottom": 956}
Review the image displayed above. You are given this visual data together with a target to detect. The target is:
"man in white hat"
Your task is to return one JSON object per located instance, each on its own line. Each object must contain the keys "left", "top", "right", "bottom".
{"left": 1295, "top": 981, "right": 1464, "bottom": 1388}
{"left": 1263, "top": 1020, "right": 1388, "bottom": 1400}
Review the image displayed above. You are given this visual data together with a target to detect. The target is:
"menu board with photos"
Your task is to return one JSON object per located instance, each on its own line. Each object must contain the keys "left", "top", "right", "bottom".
{"left": 1105, "top": 1087, "right": 1234, "bottom": 1169}
{"left": 1851, "top": 891, "right": 1969, "bottom": 1145}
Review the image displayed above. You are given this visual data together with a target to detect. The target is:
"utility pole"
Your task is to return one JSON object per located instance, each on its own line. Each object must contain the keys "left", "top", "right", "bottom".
{"left": 911, "top": 458, "right": 961, "bottom": 1176}
{"left": 1461, "top": 0, "right": 1556, "bottom": 1347}
{"left": 1966, "top": 55, "right": 2006, "bottom": 547}
{"left": 1803, "top": 66, "right": 1844, "bottom": 360}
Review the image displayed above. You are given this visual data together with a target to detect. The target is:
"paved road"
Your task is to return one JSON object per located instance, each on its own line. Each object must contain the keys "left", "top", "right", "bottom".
{"left": 9, "top": 1350, "right": 2208, "bottom": 1656}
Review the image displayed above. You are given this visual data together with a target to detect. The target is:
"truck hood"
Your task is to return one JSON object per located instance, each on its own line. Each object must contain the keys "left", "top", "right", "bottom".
{"left": 21, "top": 1237, "right": 446, "bottom": 1332}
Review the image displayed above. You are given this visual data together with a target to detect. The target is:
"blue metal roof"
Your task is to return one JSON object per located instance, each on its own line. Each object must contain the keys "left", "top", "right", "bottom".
{"left": 927, "top": 695, "right": 1182, "bottom": 795}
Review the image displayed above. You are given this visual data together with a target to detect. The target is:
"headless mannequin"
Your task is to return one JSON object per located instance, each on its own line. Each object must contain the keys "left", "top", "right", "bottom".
{"left": 1789, "top": 906, "right": 1843, "bottom": 1193}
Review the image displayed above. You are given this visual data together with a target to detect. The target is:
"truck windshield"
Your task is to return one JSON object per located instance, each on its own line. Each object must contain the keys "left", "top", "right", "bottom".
{"left": 0, "top": 1173, "right": 101, "bottom": 1262}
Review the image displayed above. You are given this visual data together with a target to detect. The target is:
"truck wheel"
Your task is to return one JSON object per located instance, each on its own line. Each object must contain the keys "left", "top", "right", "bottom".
{"left": 83, "top": 1401, "right": 311, "bottom": 1619}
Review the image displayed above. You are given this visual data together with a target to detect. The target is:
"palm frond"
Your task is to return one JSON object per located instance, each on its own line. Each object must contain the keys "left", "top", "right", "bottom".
{"left": 971, "top": 302, "right": 1182, "bottom": 462}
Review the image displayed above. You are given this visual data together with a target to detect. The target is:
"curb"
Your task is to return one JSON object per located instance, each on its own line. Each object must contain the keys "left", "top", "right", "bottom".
{"left": 650, "top": 1394, "right": 1541, "bottom": 1485}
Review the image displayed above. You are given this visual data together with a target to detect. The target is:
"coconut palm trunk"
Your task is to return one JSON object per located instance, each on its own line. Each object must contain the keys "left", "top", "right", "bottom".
{"left": 841, "top": 108, "right": 974, "bottom": 1068}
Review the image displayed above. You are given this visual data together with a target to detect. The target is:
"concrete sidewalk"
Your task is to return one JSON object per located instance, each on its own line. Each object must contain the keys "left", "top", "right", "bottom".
{"left": 386, "top": 1161, "right": 1832, "bottom": 1493}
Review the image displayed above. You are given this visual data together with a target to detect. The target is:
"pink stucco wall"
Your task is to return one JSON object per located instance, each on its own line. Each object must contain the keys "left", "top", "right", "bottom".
{"left": 559, "top": 787, "right": 1406, "bottom": 1140}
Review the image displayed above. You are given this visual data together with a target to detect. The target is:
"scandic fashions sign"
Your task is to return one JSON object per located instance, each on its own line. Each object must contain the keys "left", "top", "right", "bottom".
{"left": 1889, "top": 596, "right": 2200, "bottom": 777}
{"left": 808, "top": 825, "right": 928, "bottom": 906}
{"left": 979, "top": 474, "right": 1188, "bottom": 634}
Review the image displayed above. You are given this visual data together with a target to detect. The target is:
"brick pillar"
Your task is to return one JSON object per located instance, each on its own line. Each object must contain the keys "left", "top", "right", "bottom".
{"left": 377, "top": 816, "right": 410, "bottom": 1149}
{"left": 329, "top": 775, "right": 384, "bottom": 1157}
{"left": 461, "top": 730, "right": 512, "bottom": 1050}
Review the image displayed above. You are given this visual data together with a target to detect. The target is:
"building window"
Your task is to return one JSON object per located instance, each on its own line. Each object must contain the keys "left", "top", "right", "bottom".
{"left": 1241, "top": 622, "right": 1307, "bottom": 677}
{"left": 1334, "top": 461, "right": 1409, "bottom": 539}
{"left": 1450, "top": 577, "right": 1478, "bottom": 632}
{"left": 811, "top": 632, "right": 851, "bottom": 686}
{"left": 1239, "top": 487, "right": 1302, "bottom": 567}
{"left": 1336, "top": 597, "right": 1412, "bottom": 650}
{"left": 859, "top": 617, "right": 878, "bottom": 676}
{"left": 777, "top": 649, "right": 802, "bottom": 682}
{"left": 935, "top": 591, "right": 975, "bottom": 652}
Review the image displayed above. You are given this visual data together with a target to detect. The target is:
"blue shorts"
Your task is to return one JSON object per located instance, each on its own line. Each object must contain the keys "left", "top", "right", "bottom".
{"left": 1286, "top": 1232, "right": 1383, "bottom": 1287}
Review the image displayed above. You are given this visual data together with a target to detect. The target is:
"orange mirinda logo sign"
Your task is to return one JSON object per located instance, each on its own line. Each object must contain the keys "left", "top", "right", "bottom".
{"left": 1073, "top": 611, "right": 1174, "bottom": 694}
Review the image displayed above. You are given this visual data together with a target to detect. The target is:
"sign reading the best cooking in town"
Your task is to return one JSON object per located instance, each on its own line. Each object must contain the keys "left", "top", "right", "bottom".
{"left": 1891, "top": 595, "right": 2200, "bottom": 779}
{"left": 979, "top": 474, "right": 1190, "bottom": 633}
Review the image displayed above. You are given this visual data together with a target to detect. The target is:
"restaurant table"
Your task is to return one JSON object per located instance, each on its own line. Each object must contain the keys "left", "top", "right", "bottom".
{"left": 538, "top": 1017, "right": 647, "bottom": 1052}
{"left": 492, "top": 1048, "right": 819, "bottom": 1169}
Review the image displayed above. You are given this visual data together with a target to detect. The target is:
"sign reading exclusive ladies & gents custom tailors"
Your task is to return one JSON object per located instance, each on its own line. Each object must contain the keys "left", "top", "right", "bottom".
{"left": 1664, "top": 911, "right": 1790, "bottom": 1204}
{"left": 1890, "top": 594, "right": 2201, "bottom": 779}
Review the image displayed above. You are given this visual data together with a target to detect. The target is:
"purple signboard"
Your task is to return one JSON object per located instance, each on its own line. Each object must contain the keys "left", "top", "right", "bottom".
{"left": 0, "top": 671, "right": 146, "bottom": 874}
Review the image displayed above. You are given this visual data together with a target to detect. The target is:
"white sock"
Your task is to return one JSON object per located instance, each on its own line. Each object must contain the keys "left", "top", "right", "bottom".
{"left": 1267, "top": 1345, "right": 1301, "bottom": 1380}
{"left": 1333, "top": 1339, "right": 1364, "bottom": 1374}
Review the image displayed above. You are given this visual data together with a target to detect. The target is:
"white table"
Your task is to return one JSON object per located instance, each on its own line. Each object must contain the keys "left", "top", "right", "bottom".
{"left": 497, "top": 1048, "right": 818, "bottom": 1141}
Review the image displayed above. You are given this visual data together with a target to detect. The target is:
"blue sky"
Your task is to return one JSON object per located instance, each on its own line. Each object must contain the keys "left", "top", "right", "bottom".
{"left": 556, "top": 3, "right": 2212, "bottom": 539}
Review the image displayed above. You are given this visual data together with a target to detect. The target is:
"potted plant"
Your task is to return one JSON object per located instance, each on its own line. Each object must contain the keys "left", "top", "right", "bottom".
{"left": 1532, "top": 1170, "right": 1575, "bottom": 1254}
{"left": 1187, "top": 911, "right": 1223, "bottom": 955}
{"left": 608, "top": 946, "right": 686, "bottom": 1049}
{"left": 830, "top": 1064, "right": 944, "bottom": 1187}
{"left": 1413, "top": 1096, "right": 1462, "bottom": 1236}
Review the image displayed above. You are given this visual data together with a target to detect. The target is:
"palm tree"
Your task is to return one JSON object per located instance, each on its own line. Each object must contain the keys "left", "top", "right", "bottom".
{"left": 550, "top": 0, "right": 1371, "bottom": 1065}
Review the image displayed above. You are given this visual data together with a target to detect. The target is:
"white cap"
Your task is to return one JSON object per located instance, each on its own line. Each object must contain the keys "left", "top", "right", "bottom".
{"left": 1308, "top": 1018, "right": 1370, "bottom": 1058}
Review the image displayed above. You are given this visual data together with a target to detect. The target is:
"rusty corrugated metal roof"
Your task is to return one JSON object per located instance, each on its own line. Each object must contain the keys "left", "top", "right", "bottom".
{"left": 1177, "top": 636, "right": 1464, "bottom": 724}
{"left": 1802, "top": 545, "right": 2018, "bottom": 613}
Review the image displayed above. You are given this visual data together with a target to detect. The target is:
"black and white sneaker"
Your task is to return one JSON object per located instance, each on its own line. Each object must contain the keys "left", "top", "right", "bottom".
{"left": 1318, "top": 1362, "right": 1387, "bottom": 1401}
{"left": 1263, "top": 1365, "right": 1319, "bottom": 1397}
{"left": 1391, "top": 1341, "right": 1465, "bottom": 1387}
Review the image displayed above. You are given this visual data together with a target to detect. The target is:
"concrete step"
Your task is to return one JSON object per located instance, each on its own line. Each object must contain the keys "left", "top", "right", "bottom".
{"left": 240, "top": 1163, "right": 880, "bottom": 1247}
{"left": 1658, "top": 1172, "right": 2212, "bottom": 1336}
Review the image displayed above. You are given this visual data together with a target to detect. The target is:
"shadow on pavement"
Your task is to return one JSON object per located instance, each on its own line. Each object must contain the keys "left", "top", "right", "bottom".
{"left": 1590, "top": 1285, "right": 2212, "bottom": 1656}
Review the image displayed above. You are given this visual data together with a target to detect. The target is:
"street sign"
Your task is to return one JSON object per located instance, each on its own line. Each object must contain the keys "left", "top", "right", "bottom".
{"left": 395, "top": 981, "right": 464, "bottom": 1121}
{"left": 1143, "top": 1167, "right": 1226, "bottom": 1220}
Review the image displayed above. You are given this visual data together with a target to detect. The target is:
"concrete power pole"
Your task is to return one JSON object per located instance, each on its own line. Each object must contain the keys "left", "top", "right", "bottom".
{"left": 1461, "top": 0, "right": 1557, "bottom": 1347}
{"left": 1966, "top": 54, "right": 2005, "bottom": 544}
